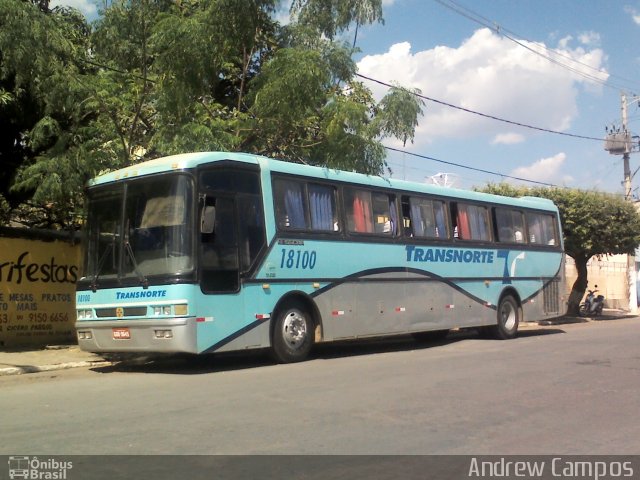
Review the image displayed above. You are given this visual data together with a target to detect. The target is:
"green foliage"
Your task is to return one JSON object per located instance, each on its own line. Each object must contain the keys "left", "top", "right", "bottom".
{"left": 480, "top": 183, "right": 640, "bottom": 260}
{"left": 479, "top": 183, "right": 640, "bottom": 314}
{"left": 290, "top": 0, "right": 383, "bottom": 42}
{"left": 0, "top": 0, "right": 425, "bottom": 229}
{"left": 373, "top": 84, "right": 425, "bottom": 146}
{"left": 0, "top": 0, "right": 92, "bottom": 227}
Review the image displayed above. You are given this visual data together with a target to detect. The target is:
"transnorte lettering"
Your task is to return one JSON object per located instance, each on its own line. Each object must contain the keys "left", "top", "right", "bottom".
{"left": 115, "top": 290, "right": 167, "bottom": 300}
{"left": 405, "top": 246, "right": 494, "bottom": 264}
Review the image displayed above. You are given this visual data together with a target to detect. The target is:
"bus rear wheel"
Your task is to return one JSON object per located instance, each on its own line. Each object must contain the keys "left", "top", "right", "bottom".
{"left": 489, "top": 295, "right": 520, "bottom": 340}
{"left": 271, "top": 301, "right": 314, "bottom": 363}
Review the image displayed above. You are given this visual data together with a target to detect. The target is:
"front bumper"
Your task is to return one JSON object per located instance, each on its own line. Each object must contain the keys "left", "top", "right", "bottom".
{"left": 75, "top": 317, "right": 198, "bottom": 353}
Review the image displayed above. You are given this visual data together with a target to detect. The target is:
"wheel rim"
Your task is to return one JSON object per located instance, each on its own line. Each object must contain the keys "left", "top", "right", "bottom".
{"left": 281, "top": 309, "right": 308, "bottom": 350}
{"left": 500, "top": 301, "right": 516, "bottom": 331}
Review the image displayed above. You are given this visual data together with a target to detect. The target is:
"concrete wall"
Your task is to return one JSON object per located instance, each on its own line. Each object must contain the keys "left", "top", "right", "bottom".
{"left": 564, "top": 254, "right": 630, "bottom": 310}
{"left": 0, "top": 227, "right": 81, "bottom": 349}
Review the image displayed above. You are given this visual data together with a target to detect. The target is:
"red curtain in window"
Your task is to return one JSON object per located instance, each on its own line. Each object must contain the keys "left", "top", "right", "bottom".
{"left": 457, "top": 208, "right": 470, "bottom": 239}
{"left": 353, "top": 193, "right": 373, "bottom": 233}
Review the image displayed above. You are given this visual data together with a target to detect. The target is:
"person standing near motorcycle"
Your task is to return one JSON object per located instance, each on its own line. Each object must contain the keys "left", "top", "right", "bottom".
{"left": 580, "top": 283, "right": 605, "bottom": 316}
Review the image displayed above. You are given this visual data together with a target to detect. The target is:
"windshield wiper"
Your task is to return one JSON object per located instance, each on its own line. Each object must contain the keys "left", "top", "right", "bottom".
{"left": 90, "top": 240, "right": 114, "bottom": 293}
{"left": 124, "top": 223, "right": 149, "bottom": 289}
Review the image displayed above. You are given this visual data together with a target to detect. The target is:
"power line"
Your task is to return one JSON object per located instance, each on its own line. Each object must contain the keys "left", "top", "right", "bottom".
{"left": 433, "top": 0, "right": 640, "bottom": 93}
{"left": 383, "top": 145, "right": 559, "bottom": 187}
{"left": 357, "top": 73, "right": 606, "bottom": 142}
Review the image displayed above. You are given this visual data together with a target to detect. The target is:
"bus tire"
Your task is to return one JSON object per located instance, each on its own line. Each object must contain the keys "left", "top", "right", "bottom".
{"left": 490, "top": 295, "right": 520, "bottom": 340}
{"left": 271, "top": 301, "right": 314, "bottom": 363}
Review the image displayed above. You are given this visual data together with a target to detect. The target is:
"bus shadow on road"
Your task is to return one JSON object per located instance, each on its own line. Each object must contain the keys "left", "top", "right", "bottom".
{"left": 90, "top": 327, "right": 565, "bottom": 375}
{"left": 313, "top": 327, "right": 565, "bottom": 360}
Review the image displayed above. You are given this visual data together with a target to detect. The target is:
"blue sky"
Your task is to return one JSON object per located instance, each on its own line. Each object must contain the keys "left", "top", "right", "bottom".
{"left": 54, "top": 0, "right": 640, "bottom": 195}
{"left": 353, "top": 0, "right": 640, "bottom": 194}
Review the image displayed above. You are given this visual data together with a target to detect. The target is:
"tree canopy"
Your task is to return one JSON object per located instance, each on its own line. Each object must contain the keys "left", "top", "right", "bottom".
{"left": 479, "top": 183, "right": 640, "bottom": 314}
{"left": 0, "top": 0, "right": 423, "bottom": 229}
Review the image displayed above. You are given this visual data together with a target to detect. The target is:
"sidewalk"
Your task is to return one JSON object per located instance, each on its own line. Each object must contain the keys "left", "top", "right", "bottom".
{"left": 0, "top": 310, "right": 635, "bottom": 376}
{"left": 0, "top": 345, "right": 111, "bottom": 376}
{"left": 536, "top": 308, "right": 636, "bottom": 326}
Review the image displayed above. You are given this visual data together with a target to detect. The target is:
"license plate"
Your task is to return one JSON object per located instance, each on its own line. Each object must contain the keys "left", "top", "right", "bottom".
{"left": 112, "top": 327, "right": 131, "bottom": 340}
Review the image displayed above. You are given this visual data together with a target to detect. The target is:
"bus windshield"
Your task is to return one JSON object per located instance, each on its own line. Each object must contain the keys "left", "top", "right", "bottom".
{"left": 83, "top": 174, "right": 194, "bottom": 287}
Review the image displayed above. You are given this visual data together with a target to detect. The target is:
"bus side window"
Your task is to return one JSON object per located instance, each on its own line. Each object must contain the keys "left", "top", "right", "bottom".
{"left": 346, "top": 189, "right": 395, "bottom": 236}
{"left": 401, "top": 196, "right": 412, "bottom": 236}
{"left": 451, "top": 203, "right": 470, "bottom": 239}
{"left": 308, "top": 184, "right": 338, "bottom": 231}
{"left": 237, "top": 195, "right": 266, "bottom": 272}
{"left": 407, "top": 196, "right": 448, "bottom": 238}
{"left": 274, "top": 179, "right": 308, "bottom": 230}
{"left": 452, "top": 203, "right": 491, "bottom": 241}
{"left": 372, "top": 192, "right": 394, "bottom": 234}
{"left": 526, "top": 212, "right": 558, "bottom": 246}
{"left": 495, "top": 208, "right": 525, "bottom": 243}
{"left": 346, "top": 189, "right": 374, "bottom": 233}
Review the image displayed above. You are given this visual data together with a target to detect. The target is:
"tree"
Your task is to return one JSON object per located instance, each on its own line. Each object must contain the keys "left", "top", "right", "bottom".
{"left": 290, "top": 0, "right": 383, "bottom": 48}
{"left": 0, "top": 0, "right": 93, "bottom": 228}
{"left": 479, "top": 183, "right": 640, "bottom": 315}
{"left": 0, "top": 0, "right": 424, "bottom": 229}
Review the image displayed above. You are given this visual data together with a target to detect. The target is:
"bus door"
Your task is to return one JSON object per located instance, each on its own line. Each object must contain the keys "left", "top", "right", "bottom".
{"left": 198, "top": 167, "right": 267, "bottom": 343}
{"left": 200, "top": 195, "right": 239, "bottom": 293}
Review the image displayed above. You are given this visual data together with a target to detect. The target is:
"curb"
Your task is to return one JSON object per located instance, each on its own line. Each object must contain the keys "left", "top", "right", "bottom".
{"left": 0, "top": 360, "right": 112, "bottom": 376}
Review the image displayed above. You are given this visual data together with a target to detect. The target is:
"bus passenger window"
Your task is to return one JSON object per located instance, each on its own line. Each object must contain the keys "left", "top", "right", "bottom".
{"left": 346, "top": 189, "right": 374, "bottom": 233}
{"left": 372, "top": 193, "right": 394, "bottom": 234}
{"left": 453, "top": 203, "right": 491, "bottom": 241}
{"left": 274, "top": 179, "right": 308, "bottom": 230}
{"left": 495, "top": 208, "right": 525, "bottom": 243}
{"left": 526, "top": 212, "right": 558, "bottom": 246}
{"left": 408, "top": 197, "right": 448, "bottom": 238}
{"left": 346, "top": 189, "right": 395, "bottom": 235}
{"left": 237, "top": 196, "right": 266, "bottom": 272}
{"left": 308, "top": 184, "right": 338, "bottom": 231}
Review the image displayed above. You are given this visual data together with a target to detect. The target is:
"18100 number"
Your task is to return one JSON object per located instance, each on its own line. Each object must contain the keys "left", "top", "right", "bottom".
{"left": 280, "top": 249, "right": 317, "bottom": 269}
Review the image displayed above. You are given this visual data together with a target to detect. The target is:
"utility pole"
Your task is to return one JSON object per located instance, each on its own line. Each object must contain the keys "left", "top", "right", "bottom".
{"left": 622, "top": 92, "right": 632, "bottom": 200}
{"left": 604, "top": 92, "right": 638, "bottom": 313}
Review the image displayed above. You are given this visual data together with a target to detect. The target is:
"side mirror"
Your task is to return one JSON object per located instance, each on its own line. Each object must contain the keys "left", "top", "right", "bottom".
{"left": 201, "top": 205, "right": 216, "bottom": 234}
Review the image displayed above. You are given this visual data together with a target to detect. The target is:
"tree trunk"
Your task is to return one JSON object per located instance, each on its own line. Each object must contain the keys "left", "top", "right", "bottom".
{"left": 567, "top": 254, "right": 590, "bottom": 315}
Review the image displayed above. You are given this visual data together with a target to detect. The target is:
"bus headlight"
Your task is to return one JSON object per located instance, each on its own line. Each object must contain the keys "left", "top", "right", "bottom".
{"left": 77, "top": 309, "right": 93, "bottom": 320}
{"left": 152, "top": 304, "right": 188, "bottom": 316}
{"left": 153, "top": 306, "right": 172, "bottom": 316}
{"left": 78, "top": 331, "right": 93, "bottom": 340}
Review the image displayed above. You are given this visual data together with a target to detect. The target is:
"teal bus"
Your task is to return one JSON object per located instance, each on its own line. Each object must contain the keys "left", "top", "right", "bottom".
{"left": 75, "top": 151, "right": 565, "bottom": 362}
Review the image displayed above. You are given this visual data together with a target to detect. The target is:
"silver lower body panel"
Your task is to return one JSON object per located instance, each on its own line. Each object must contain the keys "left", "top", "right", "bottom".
{"left": 75, "top": 317, "right": 198, "bottom": 353}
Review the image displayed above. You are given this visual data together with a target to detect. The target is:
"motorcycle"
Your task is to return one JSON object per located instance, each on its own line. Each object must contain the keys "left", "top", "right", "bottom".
{"left": 579, "top": 286, "right": 605, "bottom": 316}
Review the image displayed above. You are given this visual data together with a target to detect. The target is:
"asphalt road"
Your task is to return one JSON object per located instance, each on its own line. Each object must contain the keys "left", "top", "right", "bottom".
{"left": 1, "top": 319, "right": 639, "bottom": 456}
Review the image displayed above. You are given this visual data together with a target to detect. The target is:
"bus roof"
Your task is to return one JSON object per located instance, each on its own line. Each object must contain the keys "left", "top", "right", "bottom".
{"left": 89, "top": 151, "right": 558, "bottom": 212}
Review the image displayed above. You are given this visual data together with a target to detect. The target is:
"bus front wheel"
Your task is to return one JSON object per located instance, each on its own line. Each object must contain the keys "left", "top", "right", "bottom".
{"left": 271, "top": 301, "right": 314, "bottom": 363}
{"left": 490, "top": 295, "right": 520, "bottom": 340}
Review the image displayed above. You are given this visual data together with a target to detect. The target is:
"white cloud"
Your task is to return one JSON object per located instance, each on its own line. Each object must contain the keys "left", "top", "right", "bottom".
{"left": 557, "top": 35, "right": 573, "bottom": 50}
{"left": 357, "top": 28, "right": 608, "bottom": 146}
{"left": 491, "top": 132, "right": 525, "bottom": 145}
{"left": 510, "top": 152, "right": 568, "bottom": 183}
{"left": 578, "top": 31, "right": 601, "bottom": 46}
{"left": 625, "top": 6, "right": 640, "bottom": 25}
{"left": 50, "top": 0, "right": 97, "bottom": 18}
